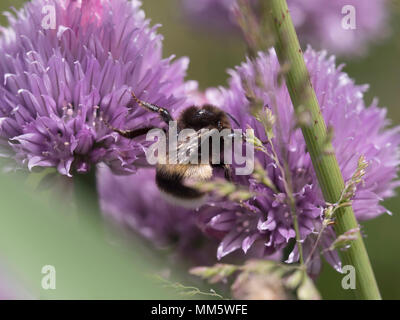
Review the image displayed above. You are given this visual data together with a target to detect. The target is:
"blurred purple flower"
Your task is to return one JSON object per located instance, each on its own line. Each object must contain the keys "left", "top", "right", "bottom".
{"left": 290, "top": 0, "right": 389, "bottom": 55}
{"left": 0, "top": 0, "right": 190, "bottom": 176}
{"left": 181, "top": 0, "right": 389, "bottom": 55}
{"left": 98, "top": 165, "right": 218, "bottom": 264}
{"left": 198, "top": 47, "right": 400, "bottom": 274}
{"left": 181, "top": 0, "right": 238, "bottom": 32}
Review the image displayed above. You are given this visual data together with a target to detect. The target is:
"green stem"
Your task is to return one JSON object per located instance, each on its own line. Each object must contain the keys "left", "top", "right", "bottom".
{"left": 73, "top": 168, "right": 102, "bottom": 227}
{"left": 268, "top": 0, "right": 381, "bottom": 300}
{"left": 305, "top": 224, "right": 326, "bottom": 266}
{"left": 270, "top": 144, "right": 305, "bottom": 266}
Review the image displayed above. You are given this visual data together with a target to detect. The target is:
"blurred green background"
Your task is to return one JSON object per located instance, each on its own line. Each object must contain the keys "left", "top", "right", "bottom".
{"left": 0, "top": 0, "right": 399, "bottom": 299}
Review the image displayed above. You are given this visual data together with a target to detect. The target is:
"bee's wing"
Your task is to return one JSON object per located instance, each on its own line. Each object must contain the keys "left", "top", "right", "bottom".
{"left": 176, "top": 128, "right": 219, "bottom": 164}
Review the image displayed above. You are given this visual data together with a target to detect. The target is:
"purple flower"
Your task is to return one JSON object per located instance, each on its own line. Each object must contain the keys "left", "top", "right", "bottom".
{"left": 98, "top": 165, "right": 218, "bottom": 264}
{"left": 181, "top": 0, "right": 389, "bottom": 55}
{"left": 198, "top": 47, "right": 400, "bottom": 274}
{"left": 0, "top": 0, "right": 190, "bottom": 176}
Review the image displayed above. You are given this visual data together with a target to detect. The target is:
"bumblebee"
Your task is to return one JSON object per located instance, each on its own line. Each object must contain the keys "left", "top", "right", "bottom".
{"left": 110, "top": 92, "right": 240, "bottom": 208}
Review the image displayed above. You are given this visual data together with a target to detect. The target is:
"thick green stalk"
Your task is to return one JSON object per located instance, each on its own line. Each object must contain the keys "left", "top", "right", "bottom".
{"left": 268, "top": 0, "right": 381, "bottom": 299}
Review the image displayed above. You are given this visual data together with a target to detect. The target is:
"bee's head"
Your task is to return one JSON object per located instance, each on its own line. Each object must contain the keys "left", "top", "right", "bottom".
{"left": 178, "top": 105, "right": 233, "bottom": 131}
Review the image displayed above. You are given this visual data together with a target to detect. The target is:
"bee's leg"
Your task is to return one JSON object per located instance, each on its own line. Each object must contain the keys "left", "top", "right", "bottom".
{"left": 109, "top": 126, "right": 159, "bottom": 139}
{"left": 223, "top": 164, "right": 233, "bottom": 181}
{"left": 131, "top": 92, "right": 174, "bottom": 125}
{"left": 212, "top": 164, "right": 233, "bottom": 181}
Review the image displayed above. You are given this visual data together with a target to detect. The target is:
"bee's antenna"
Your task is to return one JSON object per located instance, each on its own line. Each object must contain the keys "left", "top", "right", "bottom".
{"left": 226, "top": 112, "right": 241, "bottom": 128}
{"left": 131, "top": 91, "right": 174, "bottom": 124}
{"left": 131, "top": 91, "right": 161, "bottom": 112}
{"left": 131, "top": 91, "right": 145, "bottom": 108}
